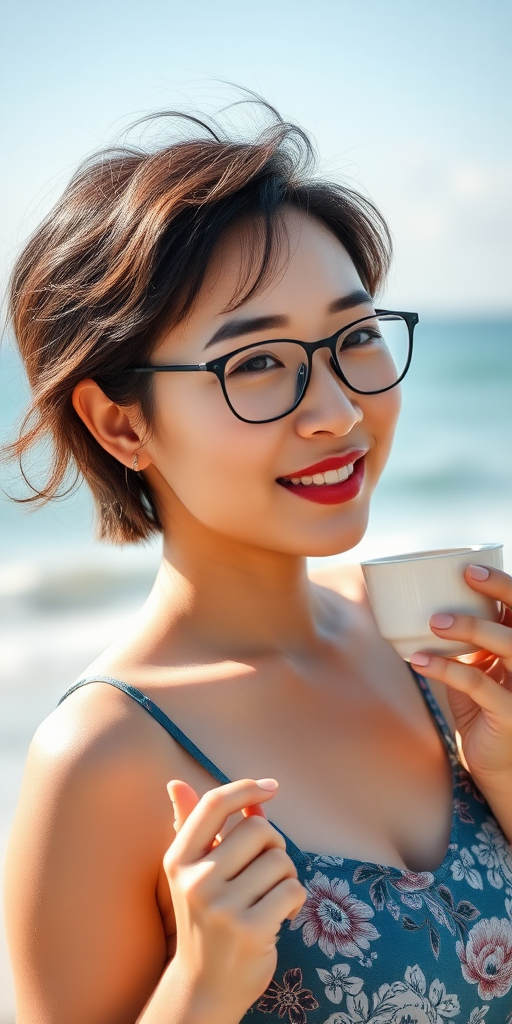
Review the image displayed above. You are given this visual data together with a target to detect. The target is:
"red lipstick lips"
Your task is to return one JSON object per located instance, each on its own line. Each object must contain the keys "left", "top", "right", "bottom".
{"left": 277, "top": 449, "right": 367, "bottom": 505}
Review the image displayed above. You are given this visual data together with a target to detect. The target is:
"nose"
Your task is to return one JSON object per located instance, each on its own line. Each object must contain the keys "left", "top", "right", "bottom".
{"left": 295, "top": 347, "right": 363, "bottom": 437}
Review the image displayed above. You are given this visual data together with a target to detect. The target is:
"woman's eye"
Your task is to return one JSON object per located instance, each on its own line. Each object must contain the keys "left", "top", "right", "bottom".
{"left": 228, "top": 353, "right": 283, "bottom": 376}
{"left": 342, "top": 328, "right": 381, "bottom": 349}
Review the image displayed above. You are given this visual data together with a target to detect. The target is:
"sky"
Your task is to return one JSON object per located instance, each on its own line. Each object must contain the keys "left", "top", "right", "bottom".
{"left": 1, "top": 0, "right": 511, "bottom": 316}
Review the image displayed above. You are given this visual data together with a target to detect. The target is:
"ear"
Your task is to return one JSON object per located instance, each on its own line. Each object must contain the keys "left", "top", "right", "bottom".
{"left": 72, "top": 380, "right": 152, "bottom": 471}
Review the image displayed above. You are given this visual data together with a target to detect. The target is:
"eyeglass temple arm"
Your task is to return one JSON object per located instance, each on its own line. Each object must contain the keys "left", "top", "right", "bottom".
{"left": 131, "top": 364, "right": 208, "bottom": 373}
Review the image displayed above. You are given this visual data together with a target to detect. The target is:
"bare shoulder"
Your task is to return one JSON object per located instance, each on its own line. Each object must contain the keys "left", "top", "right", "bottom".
{"left": 16, "top": 680, "right": 178, "bottom": 905}
{"left": 4, "top": 682, "right": 176, "bottom": 1024}
{"left": 308, "top": 560, "right": 370, "bottom": 607}
{"left": 29, "top": 679, "right": 177, "bottom": 810}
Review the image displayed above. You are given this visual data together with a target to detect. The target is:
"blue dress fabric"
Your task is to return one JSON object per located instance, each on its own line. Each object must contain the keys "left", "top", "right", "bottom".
{"left": 59, "top": 673, "right": 512, "bottom": 1023}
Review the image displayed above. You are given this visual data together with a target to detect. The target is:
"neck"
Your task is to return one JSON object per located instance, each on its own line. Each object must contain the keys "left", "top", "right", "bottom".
{"left": 141, "top": 514, "right": 331, "bottom": 663}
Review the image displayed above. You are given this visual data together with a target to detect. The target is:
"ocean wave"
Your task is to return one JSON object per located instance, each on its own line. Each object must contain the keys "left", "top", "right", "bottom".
{"left": 0, "top": 559, "right": 156, "bottom": 611}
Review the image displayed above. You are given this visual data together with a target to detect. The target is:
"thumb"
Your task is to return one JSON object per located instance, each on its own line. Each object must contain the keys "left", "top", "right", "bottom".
{"left": 167, "top": 779, "right": 200, "bottom": 833}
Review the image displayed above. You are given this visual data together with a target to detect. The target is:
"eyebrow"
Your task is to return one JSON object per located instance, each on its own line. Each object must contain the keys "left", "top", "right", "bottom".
{"left": 204, "top": 288, "right": 373, "bottom": 349}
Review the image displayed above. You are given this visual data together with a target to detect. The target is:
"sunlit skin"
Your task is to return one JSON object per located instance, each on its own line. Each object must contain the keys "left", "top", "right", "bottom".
{"left": 5, "top": 209, "right": 512, "bottom": 1024}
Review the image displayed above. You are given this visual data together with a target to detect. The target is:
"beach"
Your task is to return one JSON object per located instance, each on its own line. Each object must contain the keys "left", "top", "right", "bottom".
{"left": 1, "top": 317, "right": 511, "bottom": 1022}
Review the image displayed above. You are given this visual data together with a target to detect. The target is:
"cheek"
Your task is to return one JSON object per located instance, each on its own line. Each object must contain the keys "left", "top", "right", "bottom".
{"left": 150, "top": 376, "right": 280, "bottom": 529}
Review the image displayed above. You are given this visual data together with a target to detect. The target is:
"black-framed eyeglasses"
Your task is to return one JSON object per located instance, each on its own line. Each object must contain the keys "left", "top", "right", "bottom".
{"left": 129, "top": 309, "right": 418, "bottom": 424}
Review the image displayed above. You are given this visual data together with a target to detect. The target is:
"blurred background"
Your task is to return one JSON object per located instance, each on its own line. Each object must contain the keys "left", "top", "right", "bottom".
{"left": 1, "top": 0, "right": 511, "bottom": 1018}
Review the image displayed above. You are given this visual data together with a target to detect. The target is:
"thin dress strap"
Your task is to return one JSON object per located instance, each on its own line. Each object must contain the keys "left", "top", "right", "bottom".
{"left": 408, "top": 666, "right": 458, "bottom": 759}
{"left": 58, "top": 676, "right": 307, "bottom": 866}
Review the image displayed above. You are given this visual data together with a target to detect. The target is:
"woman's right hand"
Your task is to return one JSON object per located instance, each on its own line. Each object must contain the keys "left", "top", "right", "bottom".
{"left": 164, "top": 778, "right": 306, "bottom": 1021}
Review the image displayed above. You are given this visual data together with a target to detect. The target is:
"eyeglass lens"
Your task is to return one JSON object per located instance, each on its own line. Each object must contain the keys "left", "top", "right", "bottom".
{"left": 223, "top": 314, "right": 409, "bottom": 422}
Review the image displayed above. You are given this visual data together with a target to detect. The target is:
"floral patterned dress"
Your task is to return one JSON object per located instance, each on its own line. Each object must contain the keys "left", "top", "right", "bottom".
{"left": 60, "top": 673, "right": 512, "bottom": 1024}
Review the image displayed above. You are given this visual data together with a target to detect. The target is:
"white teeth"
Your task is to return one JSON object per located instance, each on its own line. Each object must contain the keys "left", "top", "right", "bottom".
{"left": 324, "top": 469, "right": 340, "bottom": 484}
{"left": 286, "top": 461, "right": 356, "bottom": 487}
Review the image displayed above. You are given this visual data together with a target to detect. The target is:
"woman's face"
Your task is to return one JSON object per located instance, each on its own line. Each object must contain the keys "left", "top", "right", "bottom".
{"left": 143, "top": 208, "right": 401, "bottom": 557}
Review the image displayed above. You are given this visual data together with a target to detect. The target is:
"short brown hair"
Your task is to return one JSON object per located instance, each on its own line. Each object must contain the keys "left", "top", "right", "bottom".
{"left": 5, "top": 107, "right": 392, "bottom": 543}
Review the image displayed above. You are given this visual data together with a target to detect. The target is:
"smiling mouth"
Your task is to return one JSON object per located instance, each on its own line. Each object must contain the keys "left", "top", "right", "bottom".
{"left": 276, "top": 451, "right": 367, "bottom": 505}
{"left": 282, "top": 463, "right": 355, "bottom": 487}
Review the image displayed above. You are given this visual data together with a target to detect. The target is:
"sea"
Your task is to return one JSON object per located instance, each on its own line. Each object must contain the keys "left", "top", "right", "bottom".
{"left": 0, "top": 318, "right": 511, "bottom": 1022}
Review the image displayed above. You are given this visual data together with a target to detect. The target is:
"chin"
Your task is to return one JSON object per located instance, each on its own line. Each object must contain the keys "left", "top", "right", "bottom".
{"left": 288, "top": 507, "right": 371, "bottom": 559}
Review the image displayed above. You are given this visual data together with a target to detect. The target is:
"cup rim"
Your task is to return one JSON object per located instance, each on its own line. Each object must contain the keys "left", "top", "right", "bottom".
{"left": 360, "top": 543, "right": 503, "bottom": 567}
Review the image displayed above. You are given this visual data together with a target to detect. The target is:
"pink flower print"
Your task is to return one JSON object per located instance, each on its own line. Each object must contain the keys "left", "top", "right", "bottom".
{"left": 256, "top": 967, "right": 319, "bottom": 1023}
{"left": 392, "top": 871, "right": 438, "bottom": 913}
{"left": 393, "top": 871, "right": 436, "bottom": 893}
{"left": 288, "top": 871, "right": 380, "bottom": 960}
{"left": 456, "top": 916, "right": 512, "bottom": 1000}
{"left": 453, "top": 798, "right": 474, "bottom": 825}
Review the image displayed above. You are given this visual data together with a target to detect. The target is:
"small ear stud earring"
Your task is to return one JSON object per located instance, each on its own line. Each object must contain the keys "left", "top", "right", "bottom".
{"left": 132, "top": 454, "right": 139, "bottom": 472}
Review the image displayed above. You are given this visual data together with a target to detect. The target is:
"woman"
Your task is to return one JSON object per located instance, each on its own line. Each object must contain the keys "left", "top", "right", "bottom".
{"left": 4, "top": 108, "right": 512, "bottom": 1024}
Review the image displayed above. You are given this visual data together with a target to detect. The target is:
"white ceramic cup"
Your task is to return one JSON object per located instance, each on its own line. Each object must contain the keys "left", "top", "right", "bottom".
{"left": 361, "top": 544, "right": 503, "bottom": 660}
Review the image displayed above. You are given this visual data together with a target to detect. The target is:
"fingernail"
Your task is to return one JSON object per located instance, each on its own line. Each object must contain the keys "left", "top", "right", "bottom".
{"left": 467, "top": 564, "right": 490, "bottom": 580}
{"left": 430, "top": 613, "right": 455, "bottom": 629}
{"left": 256, "top": 778, "right": 279, "bottom": 791}
{"left": 409, "top": 652, "right": 430, "bottom": 666}
{"left": 167, "top": 783, "right": 176, "bottom": 801}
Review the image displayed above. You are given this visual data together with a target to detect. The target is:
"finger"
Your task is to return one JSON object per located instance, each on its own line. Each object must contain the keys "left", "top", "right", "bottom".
{"left": 247, "top": 876, "right": 307, "bottom": 928}
{"left": 167, "top": 780, "right": 268, "bottom": 850}
{"left": 409, "top": 652, "right": 512, "bottom": 719}
{"left": 167, "top": 780, "right": 201, "bottom": 833}
{"left": 207, "top": 813, "right": 287, "bottom": 880}
{"left": 465, "top": 564, "right": 512, "bottom": 607}
{"left": 429, "top": 612, "right": 512, "bottom": 663}
{"left": 228, "top": 845, "right": 297, "bottom": 908}
{"left": 171, "top": 779, "right": 279, "bottom": 864}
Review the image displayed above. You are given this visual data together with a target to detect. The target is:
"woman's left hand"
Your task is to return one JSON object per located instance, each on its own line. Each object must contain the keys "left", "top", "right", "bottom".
{"left": 409, "top": 564, "right": 512, "bottom": 789}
